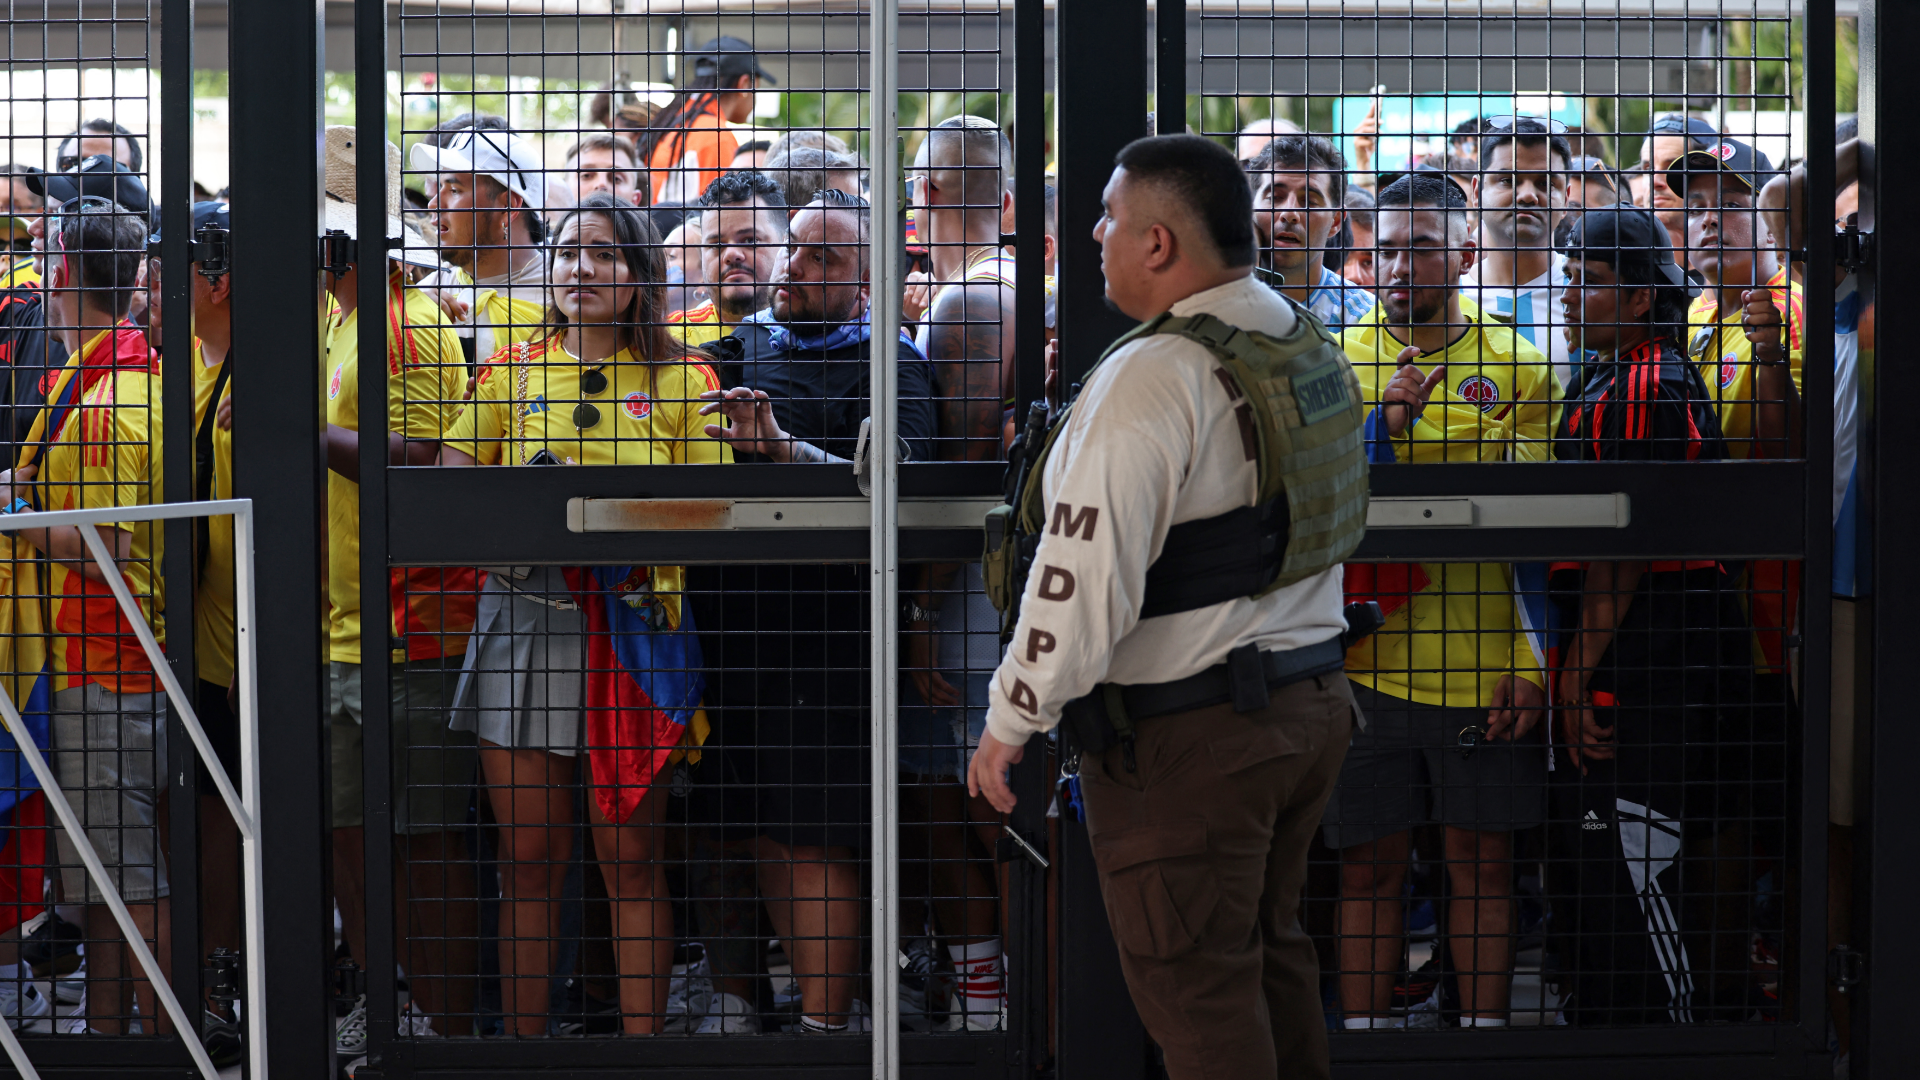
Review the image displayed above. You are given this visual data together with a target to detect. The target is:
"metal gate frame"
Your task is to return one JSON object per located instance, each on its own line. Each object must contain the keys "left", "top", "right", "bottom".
{"left": 1049, "top": 1, "right": 1842, "bottom": 1078}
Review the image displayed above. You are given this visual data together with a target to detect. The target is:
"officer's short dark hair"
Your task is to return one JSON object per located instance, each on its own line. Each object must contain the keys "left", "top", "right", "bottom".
{"left": 1114, "top": 134, "right": 1256, "bottom": 268}
{"left": 55, "top": 202, "right": 147, "bottom": 317}
{"left": 1246, "top": 135, "right": 1349, "bottom": 204}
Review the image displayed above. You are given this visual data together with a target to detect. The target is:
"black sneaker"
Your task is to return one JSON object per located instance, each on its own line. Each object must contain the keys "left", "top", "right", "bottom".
{"left": 203, "top": 1011, "right": 243, "bottom": 1069}
{"left": 21, "top": 914, "right": 83, "bottom": 978}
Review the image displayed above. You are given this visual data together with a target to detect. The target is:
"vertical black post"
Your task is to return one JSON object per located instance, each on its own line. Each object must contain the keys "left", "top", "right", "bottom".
{"left": 1011, "top": 0, "right": 1047, "bottom": 409}
{"left": 1053, "top": 0, "right": 1151, "bottom": 1072}
{"left": 1154, "top": 0, "right": 1185, "bottom": 135}
{"left": 1009, "top": 0, "right": 1051, "bottom": 1069}
{"left": 229, "top": 0, "right": 332, "bottom": 1076}
{"left": 1857, "top": 1, "right": 1914, "bottom": 1076}
{"left": 1797, "top": 2, "right": 1837, "bottom": 1065}
{"left": 159, "top": 0, "right": 203, "bottom": 1026}
{"left": 355, "top": 0, "right": 401, "bottom": 1071}
{"left": 1054, "top": 0, "right": 1147, "bottom": 389}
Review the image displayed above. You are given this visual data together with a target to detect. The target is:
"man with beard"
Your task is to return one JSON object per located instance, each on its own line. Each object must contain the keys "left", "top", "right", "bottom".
{"left": 671, "top": 169, "right": 787, "bottom": 348}
{"left": 1327, "top": 172, "right": 1559, "bottom": 1031}
{"left": 694, "top": 190, "right": 937, "bottom": 1033}
{"left": 1246, "top": 135, "right": 1373, "bottom": 331}
{"left": 1466, "top": 116, "right": 1575, "bottom": 391}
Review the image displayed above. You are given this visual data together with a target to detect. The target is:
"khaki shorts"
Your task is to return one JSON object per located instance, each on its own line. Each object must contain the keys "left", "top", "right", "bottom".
{"left": 51, "top": 684, "right": 168, "bottom": 904}
{"left": 1831, "top": 598, "right": 1857, "bottom": 827}
{"left": 329, "top": 658, "right": 477, "bottom": 833}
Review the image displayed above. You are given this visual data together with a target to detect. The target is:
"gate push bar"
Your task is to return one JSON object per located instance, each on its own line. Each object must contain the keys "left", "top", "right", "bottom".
{"left": 568, "top": 493, "right": 1628, "bottom": 533}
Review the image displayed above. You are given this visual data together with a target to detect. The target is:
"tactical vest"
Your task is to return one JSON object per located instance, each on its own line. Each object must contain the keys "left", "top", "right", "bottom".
{"left": 984, "top": 300, "right": 1368, "bottom": 636}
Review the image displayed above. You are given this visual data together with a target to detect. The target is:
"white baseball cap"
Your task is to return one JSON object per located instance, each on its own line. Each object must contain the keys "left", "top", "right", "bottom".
{"left": 410, "top": 129, "right": 546, "bottom": 211}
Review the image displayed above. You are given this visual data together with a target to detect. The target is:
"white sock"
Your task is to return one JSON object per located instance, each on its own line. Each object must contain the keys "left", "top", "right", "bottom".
{"left": 1463, "top": 1016, "right": 1508, "bottom": 1028}
{"left": 1343, "top": 1016, "right": 1398, "bottom": 1030}
{"left": 947, "top": 939, "right": 1004, "bottom": 1013}
{"left": 800, "top": 1014, "right": 847, "bottom": 1033}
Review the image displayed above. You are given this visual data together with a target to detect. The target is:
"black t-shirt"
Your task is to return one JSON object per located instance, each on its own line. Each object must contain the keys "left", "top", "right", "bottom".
{"left": 695, "top": 321, "right": 938, "bottom": 700}
{"left": 0, "top": 290, "right": 65, "bottom": 461}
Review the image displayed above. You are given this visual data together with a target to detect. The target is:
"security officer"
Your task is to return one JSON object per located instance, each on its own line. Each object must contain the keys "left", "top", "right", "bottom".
{"left": 971, "top": 133, "right": 1365, "bottom": 1080}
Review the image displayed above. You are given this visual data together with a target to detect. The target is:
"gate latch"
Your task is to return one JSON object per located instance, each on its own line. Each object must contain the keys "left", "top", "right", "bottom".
{"left": 1828, "top": 944, "right": 1864, "bottom": 994}
{"left": 998, "top": 823, "right": 1050, "bottom": 869}
{"left": 1838, "top": 224, "right": 1875, "bottom": 273}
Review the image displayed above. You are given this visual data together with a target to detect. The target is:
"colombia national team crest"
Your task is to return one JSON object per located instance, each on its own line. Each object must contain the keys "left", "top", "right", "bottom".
{"left": 1719, "top": 353, "right": 1741, "bottom": 388}
{"left": 1454, "top": 374, "right": 1500, "bottom": 412}
{"left": 623, "top": 391, "right": 652, "bottom": 420}
{"left": 329, "top": 363, "right": 344, "bottom": 400}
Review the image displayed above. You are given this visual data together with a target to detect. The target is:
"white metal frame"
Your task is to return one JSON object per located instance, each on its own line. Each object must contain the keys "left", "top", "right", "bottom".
{"left": 0, "top": 498, "right": 262, "bottom": 1080}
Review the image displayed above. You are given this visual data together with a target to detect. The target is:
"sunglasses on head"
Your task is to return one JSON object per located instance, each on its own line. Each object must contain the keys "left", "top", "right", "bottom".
{"left": 1481, "top": 115, "right": 1571, "bottom": 135}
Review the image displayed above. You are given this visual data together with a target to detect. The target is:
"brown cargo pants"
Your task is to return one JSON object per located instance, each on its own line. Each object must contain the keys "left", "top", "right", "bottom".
{"left": 1080, "top": 672, "right": 1355, "bottom": 1080}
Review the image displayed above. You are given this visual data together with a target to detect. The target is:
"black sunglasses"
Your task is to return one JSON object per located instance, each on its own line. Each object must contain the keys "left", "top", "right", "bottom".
{"left": 1481, "top": 114, "right": 1570, "bottom": 135}
{"left": 573, "top": 367, "right": 610, "bottom": 430}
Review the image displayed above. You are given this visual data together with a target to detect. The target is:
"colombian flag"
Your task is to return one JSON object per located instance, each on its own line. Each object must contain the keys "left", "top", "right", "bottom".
{"left": 563, "top": 566, "right": 705, "bottom": 826}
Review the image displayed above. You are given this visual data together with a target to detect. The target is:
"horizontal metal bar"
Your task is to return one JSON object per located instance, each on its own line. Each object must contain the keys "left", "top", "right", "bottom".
{"left": 1367, "top": 494, "right": 1629, "bottom": 530}
{"left": 569, "top": 496, "right": 1004, "bottom": 533}
{"left": 0, "top": 498, "right": 251, "bottom": 532}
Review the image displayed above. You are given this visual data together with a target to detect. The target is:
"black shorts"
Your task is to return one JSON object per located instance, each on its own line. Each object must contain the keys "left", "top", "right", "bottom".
{"left": 695, "top": 669, "right": 871, "bottom": 852}
{"left": 195, "top": 678, "right": 244, "bottom": 797}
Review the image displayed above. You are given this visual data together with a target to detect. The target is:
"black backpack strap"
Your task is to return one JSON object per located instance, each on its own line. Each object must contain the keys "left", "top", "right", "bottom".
{"left": 195, "top": 357, "right": 232, "bottom": 579}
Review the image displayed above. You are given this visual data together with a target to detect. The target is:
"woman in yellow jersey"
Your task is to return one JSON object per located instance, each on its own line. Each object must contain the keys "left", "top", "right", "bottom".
{"left": 437, "top": 193, "right": 729, "bottom": 1035}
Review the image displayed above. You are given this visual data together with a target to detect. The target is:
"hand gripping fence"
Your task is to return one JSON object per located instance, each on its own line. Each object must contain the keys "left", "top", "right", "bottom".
{"left": 0, "top": 498, "right": 263, "bottom": 1080}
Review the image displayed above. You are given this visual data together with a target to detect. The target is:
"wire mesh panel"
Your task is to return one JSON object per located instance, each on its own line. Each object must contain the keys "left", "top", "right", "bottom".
{"left": 347, "top": 0, "right": 1036, "bottom": 1068}
{"left": 1150, "top": 0, "right": 1839, "bottom": 1055}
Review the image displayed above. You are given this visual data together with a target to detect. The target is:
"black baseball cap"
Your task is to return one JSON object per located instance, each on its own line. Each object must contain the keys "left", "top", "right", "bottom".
{"left": 1556, "top": 201, "right": 1698, "bottom": 298}
{"left": 26, "top": 154, "right": 150, "bottom": 215}
{"left": 1663, "top": 137, "right": 1775, "bottom": 199}
{"left": 691, "top": 37, "right": 776, "bottom": 86}
{"left": 1649, "top": 114, "right": 1719, "bottom": 141}
{"left": 146, "top": 200, "right": 230, "bottom": 248}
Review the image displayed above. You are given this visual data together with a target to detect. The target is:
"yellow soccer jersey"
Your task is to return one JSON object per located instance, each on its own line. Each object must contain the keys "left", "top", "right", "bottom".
{"left": 0, "top": 256, "right": 39, "bottom": 291}
{"left": 1686, "top": 266, "right": 1805, "bottom": 459}
{"left": 192, "top": 341, "right": 238, "bottom": 687}
{"left": 444, "top": 337, "right": 730, "bottom": 618}
{"left": 1339, "top": 297, "right": 1560, "bottom": 707}
{"left": 33, "top": 326, "right": 166, "bottom": 693}
{"left": 668, "top": 301, "right": 727, "bottom": 348}
{"left": 326, "top": 279, "right": 468, "bottom": 665}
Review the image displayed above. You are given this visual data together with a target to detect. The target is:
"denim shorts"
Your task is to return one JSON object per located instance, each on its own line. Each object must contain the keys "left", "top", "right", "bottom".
{"left": 898, "top": 672, "right": 991, "bottom": 779}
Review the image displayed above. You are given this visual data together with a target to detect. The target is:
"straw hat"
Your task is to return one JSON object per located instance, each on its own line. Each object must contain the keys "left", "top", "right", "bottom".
{"left": 322, "top": 126, "right": 443, "bottom": 271}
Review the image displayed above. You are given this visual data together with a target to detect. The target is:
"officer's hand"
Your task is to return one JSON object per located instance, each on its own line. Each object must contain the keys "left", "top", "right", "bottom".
{"left": 969, "top": 730, "right": 1025, "bottom": 813}
{"left": 1380, "top": 347, "right": 1445, "bottom": 437}
{"left": 1486, "top": 673, "right": 1545, "bottom": 742}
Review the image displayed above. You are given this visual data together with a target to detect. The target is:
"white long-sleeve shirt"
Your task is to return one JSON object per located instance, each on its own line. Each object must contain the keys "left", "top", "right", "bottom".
{"left": 984, "top": 274, "right": 1347, "bottom": 747}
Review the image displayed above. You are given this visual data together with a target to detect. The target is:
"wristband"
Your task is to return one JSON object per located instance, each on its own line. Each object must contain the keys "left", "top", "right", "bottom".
{"left": 0, "top": 497, "right": 31, "bottom": 516}
{"left": 903, "top": 599, "right": 938, "bottom": 624}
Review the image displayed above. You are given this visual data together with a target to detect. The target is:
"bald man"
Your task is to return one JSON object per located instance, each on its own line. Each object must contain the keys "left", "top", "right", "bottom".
{"left": 1237, "top": 115, "right": 1306, "bottom": 166}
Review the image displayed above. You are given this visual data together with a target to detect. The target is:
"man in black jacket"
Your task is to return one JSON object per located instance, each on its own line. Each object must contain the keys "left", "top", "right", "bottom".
{"left": 696, "top": 190, "right": 935, "bottom": 1034}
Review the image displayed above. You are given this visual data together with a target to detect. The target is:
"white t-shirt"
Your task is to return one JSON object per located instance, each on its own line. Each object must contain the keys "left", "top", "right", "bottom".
{"left": 1467, "top": 253, "right": 1573, "bottom": 392}
{"left": 417, "top": 253, "right": 548, "bottom": 362}
{"left": 985, "top": 274, "right": 1347, "bottom": 746}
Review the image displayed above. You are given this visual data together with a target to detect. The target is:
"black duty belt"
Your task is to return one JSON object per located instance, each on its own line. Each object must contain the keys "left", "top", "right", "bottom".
{"left": 1061, "top": 636, "right": 1346, "bottom": 771}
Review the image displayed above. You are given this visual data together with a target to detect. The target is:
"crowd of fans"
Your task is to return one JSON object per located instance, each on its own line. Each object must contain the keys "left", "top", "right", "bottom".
{"left": 0, "top": 33, "right": 1866, "bottom": 1078}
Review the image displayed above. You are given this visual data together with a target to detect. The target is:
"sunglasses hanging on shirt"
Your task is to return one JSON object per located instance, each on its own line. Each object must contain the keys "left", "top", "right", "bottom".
{"left": 574, "top": 365, "right": 609, "bottom": 430}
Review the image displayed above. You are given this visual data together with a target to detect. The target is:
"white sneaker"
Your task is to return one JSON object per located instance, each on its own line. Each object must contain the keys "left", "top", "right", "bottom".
{"left": 398, "top": 1002, "right": 440, "bottom": 1038}
{"left": 336, "top": 994, "right": 368, "bottom": 1056}
{"left": 666, "top": 945, "right": 712, "bottom": 1030}
{"left": 0, "top": 978, "right": 51, "bottom": 1033}
{"left": 693, "top": 991, "right": 760, "bottom": 1035}
{"left": 942, "top": 1000, "right": 1006, "bottom": 1032}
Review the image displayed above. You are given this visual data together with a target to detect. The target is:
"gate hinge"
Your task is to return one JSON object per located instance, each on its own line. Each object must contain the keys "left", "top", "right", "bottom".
{"left": 1838, "top": 224, "right": 1875, "bottom": 272}
{"left": 1828, "top": 944, "right": 1864, "bottom": 993}
{"left": 318, "top": 229, "right": 356, "bottom": 276}
{"left": 997, "top": 823, "right": 1050, "bottom": 869}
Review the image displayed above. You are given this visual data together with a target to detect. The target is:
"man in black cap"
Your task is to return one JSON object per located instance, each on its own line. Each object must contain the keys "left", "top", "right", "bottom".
{"left": 645, "top": 36, "right": 776, "bottom": 204}
{"left": 0, "top": 157, "right": 152, "bottom": 458}
{"left": 1548, "top": 201, "right": 1757, "bottom": 1025}
{"left": 1664, "top": 136, "right": 1799, "bottom": 459}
